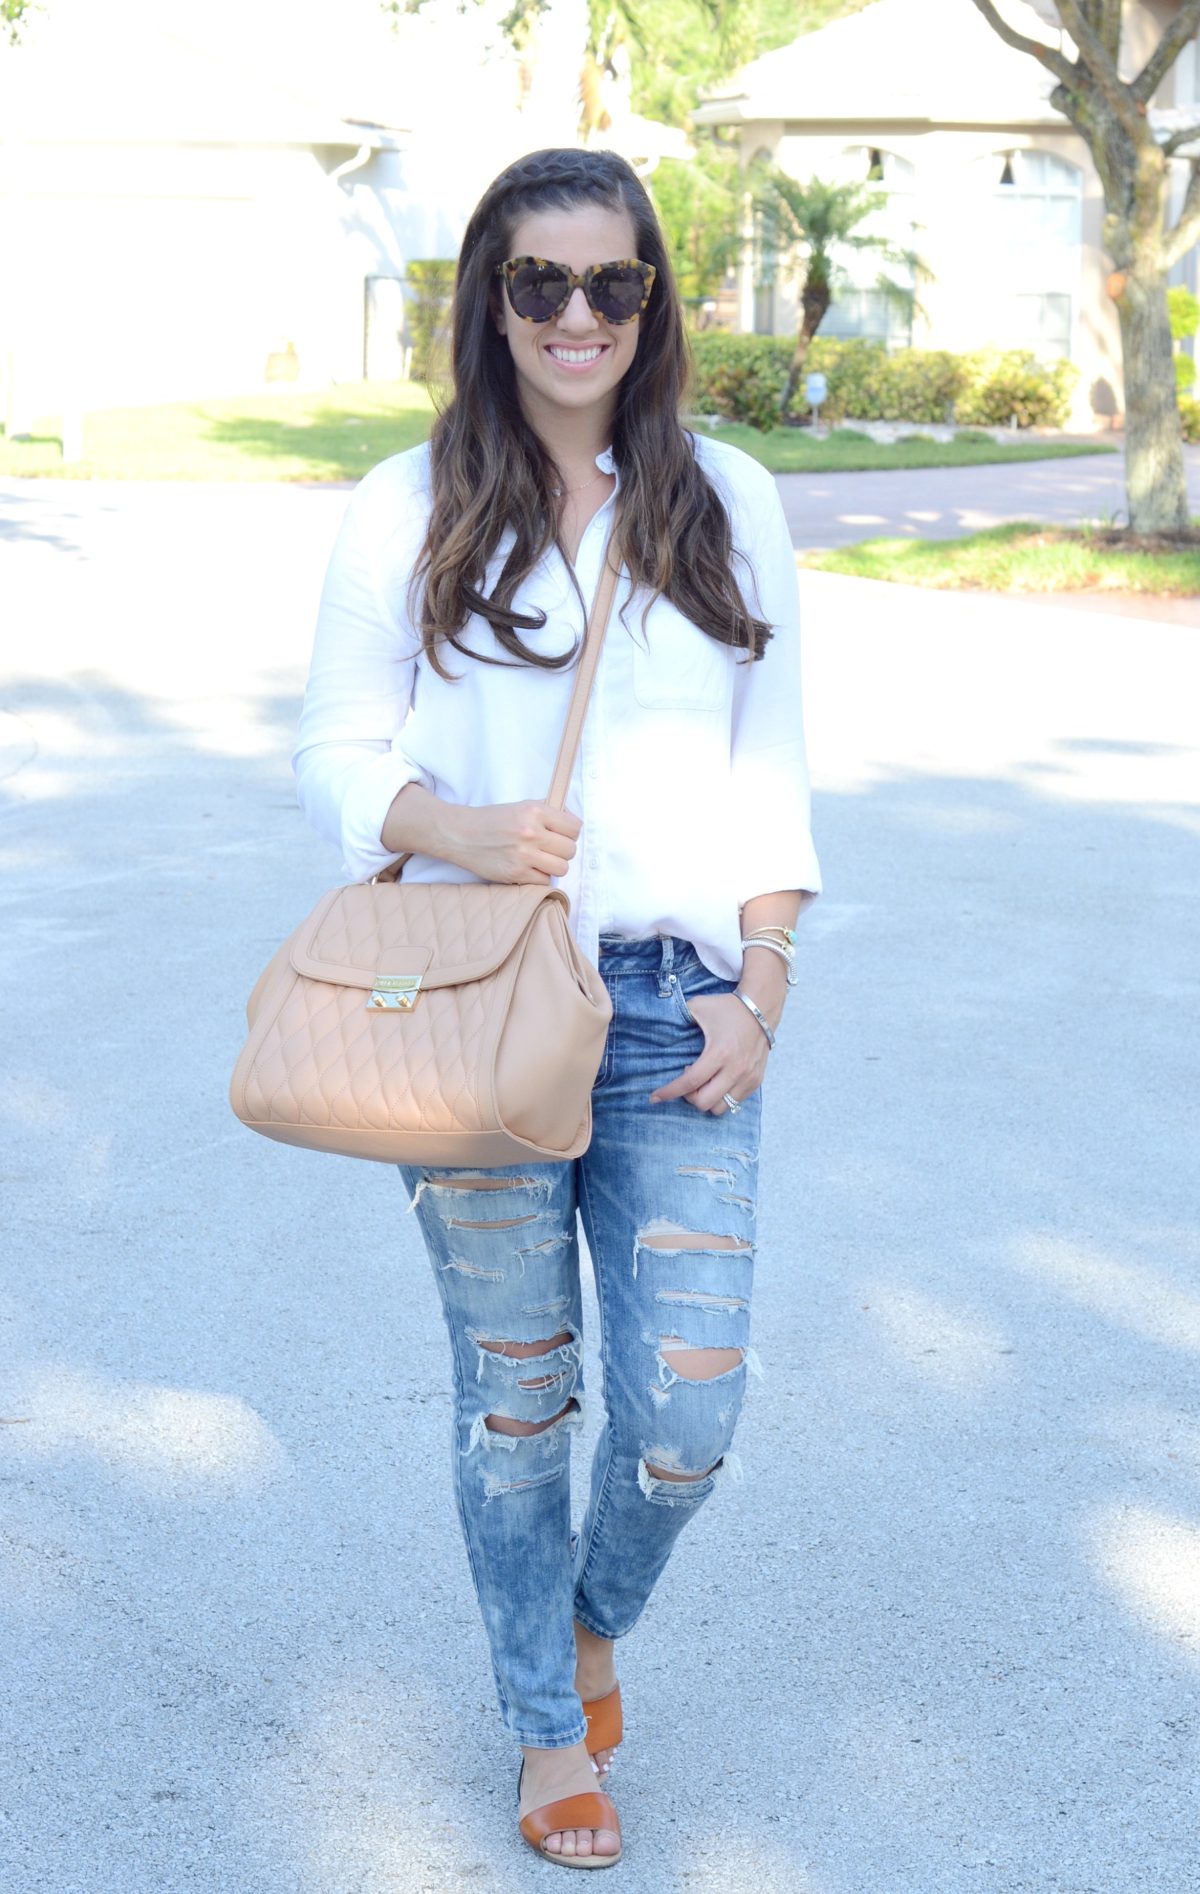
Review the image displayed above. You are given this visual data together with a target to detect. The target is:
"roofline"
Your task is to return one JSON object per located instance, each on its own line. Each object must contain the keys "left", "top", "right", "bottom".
{"left": 0, "top": 125, "right": 410, "bottom": 150}
{"left": 693, "top": 103, "right": 1069, "bottom": 132}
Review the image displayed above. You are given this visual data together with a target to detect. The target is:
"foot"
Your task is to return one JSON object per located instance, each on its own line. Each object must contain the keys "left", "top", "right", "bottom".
{"left": 519, "top": 1741, "right": 621, "bottom": 1861}
{"left": 574, "top": 1619, "right": 619, "bottom": 1777}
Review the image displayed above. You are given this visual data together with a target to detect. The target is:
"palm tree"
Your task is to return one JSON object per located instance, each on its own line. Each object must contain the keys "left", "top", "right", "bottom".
{"left": 752, "top": 163, "right": 925, "bottom": 418}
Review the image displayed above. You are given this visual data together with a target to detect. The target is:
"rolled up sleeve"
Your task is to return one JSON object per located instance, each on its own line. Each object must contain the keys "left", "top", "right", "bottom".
{"left": 729, "top": 473, "right": 822, "bottom": 911}
{"left": 291, "top": 466, "right": 432, "bottom": 884}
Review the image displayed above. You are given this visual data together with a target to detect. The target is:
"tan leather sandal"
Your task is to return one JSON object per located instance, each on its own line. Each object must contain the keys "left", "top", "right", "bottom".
{"left": 582, "top": 1683, "right": 623, "bottom": 1773}
{"left": 518, "top": 1760, "right": 623, "bottom": 1869}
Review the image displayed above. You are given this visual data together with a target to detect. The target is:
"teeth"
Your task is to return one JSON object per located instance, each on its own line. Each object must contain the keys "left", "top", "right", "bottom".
{"left": 548, "top": 345, "right": 604, "bottom": 362}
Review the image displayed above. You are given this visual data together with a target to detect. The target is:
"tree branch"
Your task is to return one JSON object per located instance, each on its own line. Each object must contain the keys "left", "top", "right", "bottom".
{"left": 967, "top": 1, "right": 1075, "bottom": 84}
{"left": 1096, "top": 0, "right": 1123, "bottom": 65}
{"left": 1054, "top": 0, "right": 1145, "bottom": 144}
{"left": 1132, "top": 0, "right": 1200, "bottom": 106}
{"left": 1163, "top": 159, "right": 1200, "bottom": 270}
{"left": 1163, "top": 122, "right": 1200, "bottom": 157}
{"left": 1075, "top": 0, "right": 1123, "bottom": 66}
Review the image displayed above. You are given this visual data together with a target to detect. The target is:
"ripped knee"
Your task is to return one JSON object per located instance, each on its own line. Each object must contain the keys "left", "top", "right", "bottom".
{"left": 659, "top": 1343, "right": 744, "bottom": 1382}
{"left": 486, "top": 1397, "right": 579, "bottom": 1438}
{"left": 643, "top": 1455, "right": 722, "bottom": 1483}
{"left": 632, "top": 1222, "right": 753, "bottom": 1280}
{"left": 477, "top": 1328, "right": 574, "bottom": 1362}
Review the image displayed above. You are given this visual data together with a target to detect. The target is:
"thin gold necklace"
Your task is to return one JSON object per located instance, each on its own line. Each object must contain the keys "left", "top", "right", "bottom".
{"left": 552, "top": 463, "right": 613, "bottom": 498}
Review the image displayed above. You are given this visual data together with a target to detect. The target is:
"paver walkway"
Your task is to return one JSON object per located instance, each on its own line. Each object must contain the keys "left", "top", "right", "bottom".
{"left": 2, "top": 479, "right": 1196, "bottom": 1894}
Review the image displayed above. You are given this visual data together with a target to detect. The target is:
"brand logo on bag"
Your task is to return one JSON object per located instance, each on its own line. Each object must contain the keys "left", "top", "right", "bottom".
{"left": 367, "top": 974, "right": 423, "bottom": 1011}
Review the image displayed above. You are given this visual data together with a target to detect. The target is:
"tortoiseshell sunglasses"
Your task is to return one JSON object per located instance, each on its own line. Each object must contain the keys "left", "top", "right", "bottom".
{"left": 494, "top": 255, "right": 656, "bottom": 325}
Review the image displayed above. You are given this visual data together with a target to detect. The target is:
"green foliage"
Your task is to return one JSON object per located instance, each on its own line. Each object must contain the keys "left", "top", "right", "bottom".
{"left": 688, "top": 334, "right": 1078, "bottom": 432}
{"left": 954, "top": 351, "right": 1078, "bottom": 430}
{"left": 688, "top": 334, "right": 792, "bottom": 429}
{"left": 753, "top": 164, "right": 889, "bottom": 269}
{"left": 406, "top": 259, "right": 456, "bottom": 383}
{"left": 1167, "top": 287, "right": 1198, "bottom": 404}
{"left": 750, "top": 161, "right": 924, "bottom": 410}
{"left": 803, "top": 521, "right": 1200, "bottom": 594}
{"left": 384, "top": 1, "right": 870, "bottom": 131}
{"left": 1, "top": 0, "right": 38, "bottom": 42}
{"left": 1168, "top": 286, "right": 1199, "bottom": 341}
{"left": 1177, "top": 395, "right": 1200, "bottom": 443}
{"left": 650, "top": 139, "right": 742, "bottom": 304}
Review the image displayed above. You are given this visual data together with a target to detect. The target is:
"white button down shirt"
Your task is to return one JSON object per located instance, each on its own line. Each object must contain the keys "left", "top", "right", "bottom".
{"left": 292, "top": 433, "right": 822, "bottom": 981}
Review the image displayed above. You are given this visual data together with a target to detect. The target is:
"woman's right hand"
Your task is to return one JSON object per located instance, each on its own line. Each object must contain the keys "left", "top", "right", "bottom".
{"left": 450, "top": 799, "right": 582, "bottom": 885}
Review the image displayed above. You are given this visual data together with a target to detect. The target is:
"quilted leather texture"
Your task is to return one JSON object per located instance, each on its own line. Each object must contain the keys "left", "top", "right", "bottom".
{"left": 229, "top": 880, "right": 613, "bottom": 1166}
{"left": 292, "top": 881, "right": 556, "bottom": 988}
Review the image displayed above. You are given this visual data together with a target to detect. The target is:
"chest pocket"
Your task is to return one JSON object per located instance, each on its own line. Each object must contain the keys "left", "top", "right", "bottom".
{"left": 630, "top": 602, "right": 731, "bottom": 712}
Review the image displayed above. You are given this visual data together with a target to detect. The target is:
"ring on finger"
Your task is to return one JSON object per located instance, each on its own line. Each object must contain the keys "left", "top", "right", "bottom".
{"left": 721, "top": 1092, "right": 742, "bottom": 1114}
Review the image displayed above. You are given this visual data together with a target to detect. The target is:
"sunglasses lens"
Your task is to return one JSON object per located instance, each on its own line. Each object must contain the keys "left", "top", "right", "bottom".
{"left": 592, "top": 265, "right": 650, "bottom": 322}
{"left": 507, "top": 261, "right": 569, "bottom": 321}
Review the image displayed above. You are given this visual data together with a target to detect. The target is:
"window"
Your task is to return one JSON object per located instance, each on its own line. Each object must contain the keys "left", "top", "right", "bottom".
{"left": 821, "top": 287, "right": 913, "bottom": 348}
{"left": 1007, "top": 291, "right": 1072, "bottom": 357}
{"left": 988, "top": 148, "right": 1082, "bottom": 247}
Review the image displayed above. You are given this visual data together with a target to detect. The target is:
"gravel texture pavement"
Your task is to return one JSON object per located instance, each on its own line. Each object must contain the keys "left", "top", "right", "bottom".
{"left": 776, "top": 439, "right": 1200, "bottom": 551}
{"left": 1, "top": 476, "right": 1197, "bottom": 1894}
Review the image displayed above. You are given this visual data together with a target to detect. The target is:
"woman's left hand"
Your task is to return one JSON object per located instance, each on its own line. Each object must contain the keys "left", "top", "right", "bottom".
{"left": 648, "top": 994, "right": 770, "bottom": 1115}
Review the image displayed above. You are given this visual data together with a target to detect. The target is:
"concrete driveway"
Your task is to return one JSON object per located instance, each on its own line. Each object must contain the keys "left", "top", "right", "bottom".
{"left": 776, "top": 439, "right": 1200, "bottom": 547}
{"left": 2, "top": 477, "right": 1197, "bottom": 1893}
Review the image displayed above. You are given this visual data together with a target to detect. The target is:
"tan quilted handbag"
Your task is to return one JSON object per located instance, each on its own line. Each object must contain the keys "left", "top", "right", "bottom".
{"left": 229, "top": 554, "right": 620, "bottom": 1167}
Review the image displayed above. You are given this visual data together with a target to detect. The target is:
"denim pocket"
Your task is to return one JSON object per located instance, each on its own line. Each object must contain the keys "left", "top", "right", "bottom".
{"left": 669, "top": 957, "right": 738, "bottom": 1030}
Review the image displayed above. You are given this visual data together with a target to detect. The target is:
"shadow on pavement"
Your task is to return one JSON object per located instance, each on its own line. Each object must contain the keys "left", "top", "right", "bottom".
{"left": 1, "top": 642, "right": 1196, "bottom": 1890}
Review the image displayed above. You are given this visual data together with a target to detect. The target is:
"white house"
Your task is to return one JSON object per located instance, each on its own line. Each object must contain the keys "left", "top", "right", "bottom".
{"left": 693, "top": 0, "right": 1200, "bottom": 431}
{"left": 0, "top": 0, "right": 685, "bottom": 425}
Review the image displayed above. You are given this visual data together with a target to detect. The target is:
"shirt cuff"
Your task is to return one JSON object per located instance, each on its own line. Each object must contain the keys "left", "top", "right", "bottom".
{"left": 338, "top": 745, "right": 434, "bottom": 884}
{"left": 734, "top": 829, "right": 823, "bottom": 911}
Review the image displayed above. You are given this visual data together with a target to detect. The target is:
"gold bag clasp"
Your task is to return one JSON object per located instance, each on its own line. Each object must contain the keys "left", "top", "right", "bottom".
{"left": 367, "top": 973, "right": 423, "bottom": 1011}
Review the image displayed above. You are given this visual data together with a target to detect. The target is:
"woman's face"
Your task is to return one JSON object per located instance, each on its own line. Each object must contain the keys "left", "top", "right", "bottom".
{"left": 491, "top": 202, "right": 642, "bottom": 432}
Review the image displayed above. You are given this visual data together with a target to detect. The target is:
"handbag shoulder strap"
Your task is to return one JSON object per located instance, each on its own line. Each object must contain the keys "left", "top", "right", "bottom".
{"left": 374, "top": 530, "right": 621, "bottom": 884}
{"left": 546, "top": 543, "right": 621, "bottom": 811}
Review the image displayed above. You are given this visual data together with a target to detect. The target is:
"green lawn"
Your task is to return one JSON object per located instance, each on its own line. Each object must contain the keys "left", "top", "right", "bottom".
{"left": 0, "top": 380, "right": 1117, "bottom": 482}
{"left": 691, "top": 421, "right": 1117, "bottom": 473}
{"left": 799, "top": 520, "right": 1200, "bottom": 594}
{"left": 0, "top": 381, "right": 438, "bottom": 482}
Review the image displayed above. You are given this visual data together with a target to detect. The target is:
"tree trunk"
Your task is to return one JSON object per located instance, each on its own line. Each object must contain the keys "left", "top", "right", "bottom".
{"left": 1048, "top": 77, "right": 1191, "bottom": 535}
{"left": 780, "top": 278, "right": 830, "bottom": 415}
{"left": 1115, "top": 266, "right": 1191, "bottom": 534}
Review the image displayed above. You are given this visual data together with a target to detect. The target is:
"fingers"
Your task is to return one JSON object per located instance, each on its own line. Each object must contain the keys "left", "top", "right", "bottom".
{"left": 649, "top": 996, "right": 766, "bottom": 1112}
{"left": 542, "top": 802, "right": 583, "bottom": 839}
{"left": 648, "top": 1062, "right": 708, "bottom": 1106}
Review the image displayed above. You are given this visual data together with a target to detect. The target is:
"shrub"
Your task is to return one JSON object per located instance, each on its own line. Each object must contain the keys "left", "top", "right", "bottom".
{"left": 406, "top": 259, "right": 456, "bottom": 382}
{"left": 1168, "top": 285, "right": 1199, "bottom": 341}
{"left": 1178, "top": 394, "right": 1200, "bottom": 443}
{"left": 956, "top": 350, "right": 1078, "bottom": 429}
{"left": 686, "top": 333, "right": 792, "bottom": 430}
{"left": 688, "top": 334, "right": 1078, "bottom": 432}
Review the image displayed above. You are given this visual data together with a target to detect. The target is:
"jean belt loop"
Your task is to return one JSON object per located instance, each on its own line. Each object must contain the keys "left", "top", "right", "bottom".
{"left": 657, "top": 931, "right": 675, "bottom": 996}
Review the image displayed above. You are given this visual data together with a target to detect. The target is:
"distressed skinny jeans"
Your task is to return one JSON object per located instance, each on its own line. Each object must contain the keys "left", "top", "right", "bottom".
{"left": 397, "top": 933, "right": 763, "bottom": 1749}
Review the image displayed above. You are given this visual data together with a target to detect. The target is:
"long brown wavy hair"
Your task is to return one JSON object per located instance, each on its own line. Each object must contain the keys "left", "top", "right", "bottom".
{"left": 410, "top": 147, "right": 772, "bottom": 681}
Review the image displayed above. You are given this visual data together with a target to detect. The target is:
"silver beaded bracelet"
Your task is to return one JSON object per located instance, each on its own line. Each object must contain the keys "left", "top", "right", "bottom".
{"left": 741, "top": 937, "right": 799, "bottom": 986}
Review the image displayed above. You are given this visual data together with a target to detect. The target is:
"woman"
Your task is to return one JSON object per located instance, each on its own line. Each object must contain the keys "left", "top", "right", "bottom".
{"left": 293, "top": 147, "right": 821, "bottom": 1868}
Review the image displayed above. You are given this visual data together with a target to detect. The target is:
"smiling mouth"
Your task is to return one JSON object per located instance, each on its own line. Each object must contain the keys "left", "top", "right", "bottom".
{"left": 545, "top": 343, "right": 610, "bottom": 367}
